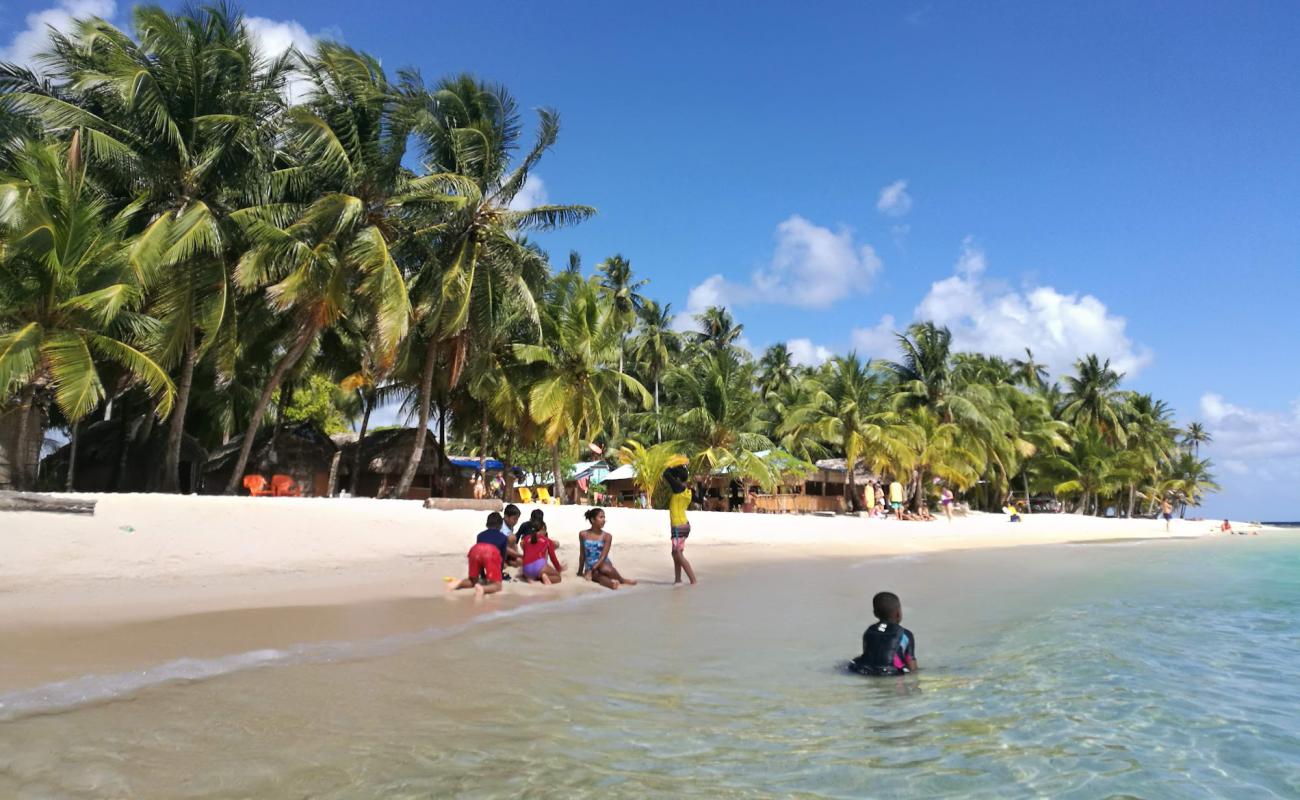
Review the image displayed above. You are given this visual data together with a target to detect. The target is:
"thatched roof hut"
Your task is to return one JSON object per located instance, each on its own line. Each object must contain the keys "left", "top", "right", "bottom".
{"left": 40, "top": 418, "right": 207, "bottom": 493}
{"left": 336, "top": 427, "right": 454, "bottom": 500}
{"left": 203, "top": 421, "right": 337, "bottom": 496}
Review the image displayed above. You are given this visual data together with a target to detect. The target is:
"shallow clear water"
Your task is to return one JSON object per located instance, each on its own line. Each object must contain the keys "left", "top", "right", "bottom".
{"left": 2, "top": 536, "right": 1298, "bottom": 798}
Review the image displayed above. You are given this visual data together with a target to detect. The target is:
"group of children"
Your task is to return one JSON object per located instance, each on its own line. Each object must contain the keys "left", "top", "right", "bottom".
{"left": 448, "top": 459, "right": 917, "bottom": 678}
{"left": 449, "top": 457, "right": 701, "bottom": 598}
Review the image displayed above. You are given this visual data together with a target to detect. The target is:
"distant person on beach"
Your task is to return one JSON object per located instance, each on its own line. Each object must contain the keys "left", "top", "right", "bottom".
{"left": 1221, "top": 519, "right": 1233, "bottom": 534}
{"left": 889, "top": 480, "right": 905, "bottom": 520}
{"left": 849, "top": 591, "right": 918, "bottom": 676}
{"left": 472, "top": 473, "right": 486, "bottom": 500}
{"left": 578, "top": 508, "right": 636, "bottom": 590}
{"left": 940, "top": 487, "right": 954, "bottom": 522}
{"left": 1003, "top": 502, "right": 1021, "bottom": 522}
{"left": 664, "top": 460, "right": 698, "bottom": 585}
{"left": 519, "top": 520, "right": 564, "bottom": 584}
{"left": 447, "top": 511, "right": 519, "bottom": 597}
{"left": 1162, "top": 498, "right": 1174, "bottom": 531}
{"left": 864, "top": 482, "right": 875, "bottom": 515}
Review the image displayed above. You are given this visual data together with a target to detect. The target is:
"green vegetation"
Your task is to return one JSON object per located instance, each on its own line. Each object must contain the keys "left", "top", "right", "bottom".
{"left": 0, "top": 3, "right": 1216, "bottom": 515}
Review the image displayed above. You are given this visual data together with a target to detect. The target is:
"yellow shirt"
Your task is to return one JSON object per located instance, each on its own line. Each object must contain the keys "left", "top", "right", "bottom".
{"left": 889, "top": 482, "right": 903, "bottom": 503}
{"left": 864, "top": 485, "right": 875, "bottom": 508}
{"left": 669, "top": 489, "right": 691, "bottom": 527}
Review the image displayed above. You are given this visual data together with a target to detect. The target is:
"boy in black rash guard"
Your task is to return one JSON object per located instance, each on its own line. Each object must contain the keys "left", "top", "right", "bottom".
{"left": 849, "top": 591, "right": 918, "bottom": 676}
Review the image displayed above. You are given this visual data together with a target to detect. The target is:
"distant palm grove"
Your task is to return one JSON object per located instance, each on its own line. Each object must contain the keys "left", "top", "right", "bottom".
{"left": 0, "top": 4, "right": 1217, "bottom": 516}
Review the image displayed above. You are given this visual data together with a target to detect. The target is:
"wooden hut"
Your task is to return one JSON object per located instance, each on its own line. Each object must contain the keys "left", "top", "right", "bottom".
{"left": 203, "top": 422, "right": 338, "bottom": 496}
{"left": 39, "top": 418, "right": 207, "bottom": 493}
{"left": 335, "top": 427, "right": 454, "bottom": 500}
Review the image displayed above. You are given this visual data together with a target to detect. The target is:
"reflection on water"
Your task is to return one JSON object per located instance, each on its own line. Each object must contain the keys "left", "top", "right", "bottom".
{"left": 2, "top": 538, "right": 1299, "bottom": 798}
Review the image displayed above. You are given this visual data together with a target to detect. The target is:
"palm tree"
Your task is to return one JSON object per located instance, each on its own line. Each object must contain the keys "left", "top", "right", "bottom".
{"left": 905, "top": 409, "right": 983, "bottom": 511}
{"left": 1162, "top": 452, "right": 1220, "bottom": 518}
{"left": 1061, "top": 355, "right": 1130, "bottom": 446}
{"left": 692, "top": 306, "right": 744, "bottom": 354}
{"left": 629, "top": 299, "right": 679, "bottom": 442}
{"left": 615, "top": 438, "right": 682, "bottom": 508}
{"left": 1182, "top": 422, "right": 1212, "bottom": 457}
{"left": 514, "top": 274, "right": 650, "bottom": 501}
{"left": 889, "top": 322, "right": 994, "bottom": 443}
{"left": 388, "top": 74, "right": 595, "bottom": 500}
{"left": 222, "top": 43, "right": 460, "bottom": 493}
{"left": 0, "top": 140, "right": 173, "bottom": 488}
{"left": 4, "top": 5, "right": 294, "bottom": 492}
{"left": 757, "top": 343, "right": 796, "bottom": 399}
{"left": 1010, "top": 347, "right": 1049, "bottom": 389}
{"left": 596, "top": 253, "right": 647, "bottom": 439}
{"left": 783, "top": 354, "right": 915, "bottom": 509}
{"left": 1054, "top": 425, "right": 1122, "bottom": 515}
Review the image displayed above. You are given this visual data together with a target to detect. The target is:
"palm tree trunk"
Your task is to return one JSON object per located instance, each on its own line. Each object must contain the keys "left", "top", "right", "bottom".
{"left": 845, "top": 457, "right": 858, "bottom": 512}
{"left": 390, "top": 339, "right": 438, "bottom": 500}
{"left": 1126, "top": 484, "right": 1137, "bottom": 518}
{"left": 160, "top": 337, "right": 197, "bottom": 493}
{"left": 12, "top": 385, "right": 36, "bottom": 490}
{"left": 654, "top": 376, "right": 661, "bottom": 443}
{"left": 1022, "top": 471, "right": 1033, "bottom": 514}
{"left": 479, "top": 406, "right": 489, "bottom": 481}
{"left": 550, "top": 442, "right": 565, "bottom": 504}
{"left": 223, "top": 330, "right": 315, "bottom": 494}
{"left": 348, "top": 391, "right": 372, "bottom": 497}
{"left": 66, "top": 418, "right": 79, "bottom": 491}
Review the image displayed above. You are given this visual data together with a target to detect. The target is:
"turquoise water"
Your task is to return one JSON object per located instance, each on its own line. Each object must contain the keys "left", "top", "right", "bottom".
{"left": 1, "top": 536, "right": 1298, "bottom": 798}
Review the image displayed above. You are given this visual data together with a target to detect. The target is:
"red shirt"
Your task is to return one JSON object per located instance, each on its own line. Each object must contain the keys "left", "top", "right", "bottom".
{"left": 520, "top": 534, "right": 561, "bottom": 570}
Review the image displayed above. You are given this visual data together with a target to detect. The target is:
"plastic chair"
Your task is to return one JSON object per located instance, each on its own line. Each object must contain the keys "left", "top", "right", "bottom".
{"left": 536, "top": 486, "right": 558, "bottom": 505}
{"left": 270, "top": 474, "right": 301, "bottom": 497}
{"left": 242, "top": 475, "right": 273, "bottom": 497}
{"left": 517, "top": 487, "right": 534, "bottom": 503}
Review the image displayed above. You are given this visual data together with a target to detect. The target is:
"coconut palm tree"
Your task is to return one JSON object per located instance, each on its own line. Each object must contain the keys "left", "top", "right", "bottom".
{"left": 1054, "top": 425, "right": 1122, "bottom": 515}
{"left": 4, "top": 5, "right": 295, "bottom": 491}
{"left": 783, "top": 354, "right": 915, "bottom": 510}
{"left": 757, "top": 343, "right": 796, "bottom": 399}
{"left": 222, "top": 43, "right": 468, "bottom": 493}
{"left": 629, "top": 299, "right": 679, "bottom": 442}
{"left": 388, "top": 74, "right": 595, "bottom": 499}
{"left": 1161, "top": 452, "right": 1220, "bottom": 518}
{"left": 615, "top": 438, "right": 682, "bottom": 509}
{"left": 1182, "top": 421, "right": 1212, "bottom": 457}
{"left": 1010, "top": 347, "right": 1049, "bottom": 389}
{"left": 904, "top": 408, "right": 983, "bottom": 511}
{"left": 0, "top": 140, "right": 173, "bottom": 488}
{"left": 889, "top": 322, "right": 995, "bottom": 443}
{"left": 514, "top": 274, "right": 649, "bottom": 501}
{"left": 595, "top": 253, "right": 647, "bottom": 439}
{"left": 1061, "top": 355, "right": 1130, "bottom": 446}
{"left": 691, "top": 306, "right": 744, "bottom": 355}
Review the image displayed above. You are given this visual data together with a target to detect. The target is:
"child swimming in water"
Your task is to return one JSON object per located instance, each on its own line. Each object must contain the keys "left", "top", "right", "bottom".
{"left": 849, "top": 591, "right": 918, "bottom": 676}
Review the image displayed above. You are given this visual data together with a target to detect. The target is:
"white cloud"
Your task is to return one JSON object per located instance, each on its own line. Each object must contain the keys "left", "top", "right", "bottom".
{"left": 787, "top": 338, "right": 833, "bottom": 367}
{"left": 507, "top": 174, "right": 548, "bottom": 211}
{"left": 684, "top": 215, "right": 882, "bottom": 314}
{"left": 876, "top": 179, "right": 913, "bottom": 217}
{"left": 849, "top": 314, "right": 899, "bottom": 358}
{"left": 0, "top": 0, "right": 116, "bottom": 66}
{"left": 1199, "top": 394, "right": 1300, "bottom": 463}
{"left": 913, "top": 238, "right": 1152, "bottom": 377}
{"left": 244, "top": 16, "right": 321, "bottom": 104}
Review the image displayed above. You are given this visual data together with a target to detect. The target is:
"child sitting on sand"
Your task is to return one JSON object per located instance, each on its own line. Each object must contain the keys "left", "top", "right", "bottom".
{"left": 849, "top": 591, "right": 918, "bottom": 676}
{"left": 519, "top": 520, "right": 564, "bottom": 584}
{"left": 448, "top": 512, "right": 521, "bottom": 598}
{"left": 578, "top": 508, "right": 637, "bottom": 590}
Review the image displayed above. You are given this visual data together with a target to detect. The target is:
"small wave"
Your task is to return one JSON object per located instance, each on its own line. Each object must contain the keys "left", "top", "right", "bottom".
{"left": 851, "top": 553, "right": 924, "bottom": 568}
{"left": 0, "top": 591, "right": 608, "bottom": 722}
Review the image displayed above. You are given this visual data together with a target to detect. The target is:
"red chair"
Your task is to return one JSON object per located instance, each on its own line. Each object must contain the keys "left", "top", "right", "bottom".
{"left": 243, "top": 475, "right": 273, "bottom": 497}
{"left": 270, "top": 474, "right": 301, "bottom": 497}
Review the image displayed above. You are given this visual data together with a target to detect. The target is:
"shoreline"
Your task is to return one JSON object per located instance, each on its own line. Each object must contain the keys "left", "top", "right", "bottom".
{"left": 0, "top": 493, "right": 1275, "bottom": 693}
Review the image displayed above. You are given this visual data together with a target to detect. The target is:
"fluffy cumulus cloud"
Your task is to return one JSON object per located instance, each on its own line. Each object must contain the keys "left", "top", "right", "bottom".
{"left": 876, "top": 179, "right": 913, "bottom": 217}
{"left": 1200, "top": 394, "right": 1300, "bottom": 463}
{"left": 0, "top": 0, "right": 116, "bottom": 66}
{"left": 849, "top": 314, "right": 899, "bottom": 358}
{"left": 507, "top": 174, "right": 548, "bottom": 211}
{"left": 913, "top": 237, "right": 1152, "bottom": 377}
{"left": 684, "top": 215, "right": 882, "bottom": 315}
{"left": 787, "top": 338, "right": 834, "bottom": 367}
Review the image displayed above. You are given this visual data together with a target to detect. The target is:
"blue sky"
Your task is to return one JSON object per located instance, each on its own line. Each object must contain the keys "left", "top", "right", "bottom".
{"left": 4, "top": 1, "right": 1298, "bottom": 518}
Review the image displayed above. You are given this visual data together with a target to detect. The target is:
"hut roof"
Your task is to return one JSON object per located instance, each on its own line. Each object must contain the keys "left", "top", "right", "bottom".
{"left": 337, "top": 427, "right": 453, "bottom": 476}
{"left": 43, "top": 418, "right": 206, "bottom": 470}
{"left": 814, "top": 458, "right": 876, "bottom": 481}
{"left": 205, "top": 422, "right": 336, "bottom": 474}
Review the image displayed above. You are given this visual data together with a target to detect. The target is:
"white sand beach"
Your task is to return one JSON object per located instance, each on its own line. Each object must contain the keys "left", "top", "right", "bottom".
{"left": 0, "top": 494, "right": 1256, "bottom": 692}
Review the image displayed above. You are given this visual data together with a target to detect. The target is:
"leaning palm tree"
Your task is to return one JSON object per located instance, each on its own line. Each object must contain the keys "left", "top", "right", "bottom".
{"left": 388, "top": 74, "right": 595, "bottom": 499}
{"left": 4, "top": 4, "right": 295, "bottom": 492}
{"left": 1161, "top": 452, "right": 1220, "bottom": 518}
{"left": 222, "top": 43, "right": 463, "bottom": 493}
{"left": 514, "top": 274, "right": 650, "bottom": 501}
{"left": 783, "top": 354, "right": 915, "bottom": 510}
{"left": 0, "top": 140, "right": 173, "bottom": 488}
